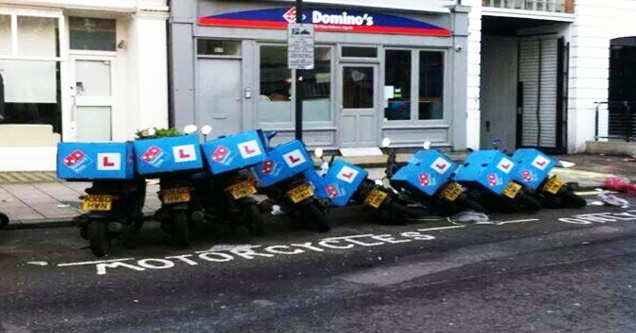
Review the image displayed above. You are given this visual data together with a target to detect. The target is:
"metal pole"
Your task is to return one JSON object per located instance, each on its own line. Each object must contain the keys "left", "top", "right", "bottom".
{"left": 294, "top": 0, "right": 303, "bottom": 141}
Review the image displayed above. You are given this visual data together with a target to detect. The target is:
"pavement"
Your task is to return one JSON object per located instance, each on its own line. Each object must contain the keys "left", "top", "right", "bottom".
{"left": 3, "top": 195, "right": 636, "bottom": 331}
{"left": 0, "top": 153, "right": 632, "bottom": 228}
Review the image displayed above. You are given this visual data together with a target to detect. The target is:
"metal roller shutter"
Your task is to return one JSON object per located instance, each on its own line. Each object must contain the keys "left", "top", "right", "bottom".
{"left": 519, "top": 38, "right": 558, "bottom": 148}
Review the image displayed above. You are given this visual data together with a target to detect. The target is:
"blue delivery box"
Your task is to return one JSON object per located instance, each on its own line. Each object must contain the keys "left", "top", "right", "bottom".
{"left": 510, "top": 148, "right": 556, "bottom": 190}
{"left": 453, "top": 150, "right": 517, "bottom": 195}
{"left": 304, "top": 168, "right": 329, "bottom": 200}
{"left": 133, "top": 135, "right": 202, "bottom": 175}
{"left": 252, "top": 140, "right": 312, "bottom": 187}
{"left": 316, "top": 159, "right": 367, "bottom": 207}
{"left": 391, "top": 149, "right": 457, "bottom": 196}
{"left": 201, "top": 130, "right": 267, "bottom": 174}
{"left": 57, "top": 142, "right": 134, "bottom": 180}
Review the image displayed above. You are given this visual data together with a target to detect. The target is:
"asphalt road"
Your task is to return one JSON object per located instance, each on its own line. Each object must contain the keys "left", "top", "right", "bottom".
{"left": 2, "top": 196, "right": 636, "bottom": 332}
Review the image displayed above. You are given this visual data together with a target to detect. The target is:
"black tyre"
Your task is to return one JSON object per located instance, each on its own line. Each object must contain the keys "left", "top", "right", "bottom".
{"left": 172, "top": 211, "right": 191, "bottom": 247}
{"left": 561, "top": 190, "right": 587, "bottom": 208}
{"left": 244, "top": 202, "right": 265, "bottom": 236}
{"left": 0, "top": 212, "right": 8, "bottom": 229}
{"left": 515, "top": 193, "right": 542, "bottom": 212}
{"left": 87, "top": 219, "right": 110, "bottom": 257}
{"left": 304, "top": 201, "right": 330, "bottom": 233}
{"left": 128, "top": 219, "right": 144, "bottom": 234}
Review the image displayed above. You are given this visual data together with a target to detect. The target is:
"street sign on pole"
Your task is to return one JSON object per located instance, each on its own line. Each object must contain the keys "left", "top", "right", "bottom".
{"left": 287, "top": 23, "right": 315, "bottom": 70}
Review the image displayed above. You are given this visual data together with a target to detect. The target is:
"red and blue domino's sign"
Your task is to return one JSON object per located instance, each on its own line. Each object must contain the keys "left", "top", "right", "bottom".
{"left": 199, "top": 7, "right": 451, "bottom": 37}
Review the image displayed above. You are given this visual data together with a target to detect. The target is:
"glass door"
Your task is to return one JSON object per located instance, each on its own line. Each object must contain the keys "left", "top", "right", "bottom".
{"left": 338, "top": 64, "right": 378, "bottom": 147}
{"left": 70, "top": 56, "right": 114, "bottom": 142}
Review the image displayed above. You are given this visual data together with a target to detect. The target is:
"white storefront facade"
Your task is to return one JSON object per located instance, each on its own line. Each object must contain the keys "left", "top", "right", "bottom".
{"left": 464, "top": 0, "right": 636, "bottom": 153}
{"left": 0, "top": 0, "right": 169, "bottom": 171}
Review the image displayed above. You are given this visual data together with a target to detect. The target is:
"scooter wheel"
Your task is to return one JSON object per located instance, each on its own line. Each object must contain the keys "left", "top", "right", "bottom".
{"left": 128, "top": 219, "right": 144, "bottom": 234}
{"left": 0, "top": 212, "right": 8, "bottom": 229}
{"left": 172, "top": 211, "right": 191, "bottom": 247}
{"left": 515, "top": 193, "right": 542, "bottom": 212}
{"left": 87, "top": 219, "right": 110, "bottom": 257}
{"left": 245, "top": 203, "right": 265, "bottom": 236}
{"left": 561, "top": 190, "right": 587, "bottom": 208}
{"left": 304, "top": 201, "right": 330, "bottom": 233}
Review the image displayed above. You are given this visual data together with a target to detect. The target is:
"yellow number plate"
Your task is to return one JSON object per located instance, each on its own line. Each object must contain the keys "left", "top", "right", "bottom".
{"left": 162, "top": 187, "right": 191, "bottom": 204}
{"left": 287, "top": 183, "right": 314, "bottom": 204}
{"left": 439, "top": 182, "right": 464, "bottom": 202}
{"left": 81, "top": 195, "right": 113, "bottom": 211}
{"left": 364, "top": 188, "right": 388, "bottom": 209}
{"left": 502, "top": 181, "right": 522, "bottom": 199}
{"left": 543, "top": 177, "right": 563, "bottom": 195}
{"left": 226, "top": 180, "right": 257, "bottom": 200}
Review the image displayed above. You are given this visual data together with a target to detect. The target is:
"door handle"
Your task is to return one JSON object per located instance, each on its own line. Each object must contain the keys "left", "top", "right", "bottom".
{"left": 486, "top": 120, "right": 490, "bottom": 132}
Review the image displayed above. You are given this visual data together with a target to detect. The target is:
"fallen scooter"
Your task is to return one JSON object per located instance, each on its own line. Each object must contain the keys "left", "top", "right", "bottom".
{"left": 135, "top": 126, "right": 204, "bottom": 247}
{"left": 57, "top": 142, "right": 145, "bottom": 257}
{"left": 453, "top": 150, "right": 541, "bottom": 213}
{"left": 307, "top": 146, "right": 419, "bottom": 224}
{"left": 510, "top": 148, "right": 586, "bottom": 208}
{"left": 385, "top": 139, "right": 487, "bottom": 216}
{"left": 195, "top": 126, "right": 268, "bottom": 235}
{"left": 252, "top": 133, "right": 330, "bottom": 232}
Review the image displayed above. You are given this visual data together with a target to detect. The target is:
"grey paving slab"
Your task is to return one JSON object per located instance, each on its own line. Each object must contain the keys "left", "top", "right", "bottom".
{"left": 28, "top": 203, "right": 80, "bottom": 219}
{"left": 1, "top": 206, "right": 44, "bottom": 220}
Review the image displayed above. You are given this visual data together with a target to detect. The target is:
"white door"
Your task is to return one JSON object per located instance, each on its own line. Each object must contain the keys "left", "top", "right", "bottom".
{"left": 69, "top": 56, "right": 115, "bottom": 142}
{"left": 480, "top": 36, "right": 518, "bottom": 149}
{"left": 196, "top": 58, "right": 242, "bottom": 137}
{"left": 338, "top": 64, "right": 379, "bottom": 147}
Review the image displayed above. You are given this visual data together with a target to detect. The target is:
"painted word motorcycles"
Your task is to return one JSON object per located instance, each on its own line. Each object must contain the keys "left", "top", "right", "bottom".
{"left": 56, "top": 126, "right": 586, "bottom": 258}
{"left": 60, "top": 230, "right": 436, "bottom": 275}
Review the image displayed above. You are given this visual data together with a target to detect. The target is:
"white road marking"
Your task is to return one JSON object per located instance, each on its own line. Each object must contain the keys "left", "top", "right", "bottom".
{"left": 497, "top": 218, "right": 540, "bottom": 225}
{"left": 417, "top": 225, "right": 465, "bottom": 232}
{"left": 57, "top": 258, "right": 135, "bottom": 267}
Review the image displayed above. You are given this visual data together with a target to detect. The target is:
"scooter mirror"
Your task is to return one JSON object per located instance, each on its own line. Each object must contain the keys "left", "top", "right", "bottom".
{"left": 314, "top": 147, "right": 324, "bottom": 158}
{"left": 183, "top": 124, "right": 198, "bottom": 134}
{"left": 381, "top": 137, "right": 392, "bottom": 148}
{"left": 140, "top": 127, "right": 156, "bottom": 137}
{"left": 423, "top": 141, "right": 432, "bottom": 150}
{"left": 200, "top": 125, "right": 212, "bottom": 136}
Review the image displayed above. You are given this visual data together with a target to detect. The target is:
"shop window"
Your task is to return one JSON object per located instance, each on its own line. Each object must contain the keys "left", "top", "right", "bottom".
{"left": 69, "top": 17, "right": 116, "bottom": 51}
{"left": 258, "top": 45, "right": 292, "bottom": 123}
{"left": 342, "top": 46, "right": 377, "bottom": 58}
{"left": 0, "top": 60, "right": 61, "bottom": 133}
{"left": 0, "top": 15, "right": 11, "bottom": 55}
{"left": 17, "top": 16, "right": 58, "bottom": 57}
{"left": 418, "top": 51, "right": 444, "bottom": 120}
{"left": 384, "top": 50, "right": 412, "bottom": 121}
{"left": 343, "top": 66, "right": 374, "bottom": 109}
{"left": 197, "top": 40, "right": 241, "bottom": 56}
{"left": 302, "top": 47, "right": 332, "bottom": 122}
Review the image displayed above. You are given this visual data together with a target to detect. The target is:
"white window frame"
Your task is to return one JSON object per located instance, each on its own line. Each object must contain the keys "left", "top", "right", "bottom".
{"left": 0, "top": 6, "right": 66, "bottom": 62}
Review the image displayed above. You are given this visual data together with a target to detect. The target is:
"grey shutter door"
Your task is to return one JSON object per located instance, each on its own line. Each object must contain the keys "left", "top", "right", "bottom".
{"left": 519, "top": 38, "right": 558, "bottom": 148}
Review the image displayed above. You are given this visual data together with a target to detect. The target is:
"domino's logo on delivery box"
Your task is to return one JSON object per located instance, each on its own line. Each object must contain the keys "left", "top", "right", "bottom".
{"left": 63, "top": 150, "right": 92, "bottom": 173}
{"left": 141, "top": 146, "right": 166, "bottom": 167}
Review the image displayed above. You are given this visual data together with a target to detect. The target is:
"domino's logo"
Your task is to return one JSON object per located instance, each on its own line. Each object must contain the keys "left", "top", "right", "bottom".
{"left": 211, "top": 145, "right": 231, "bottom": 165}
{"left": 325, "top": 184, "right": 339, "bottom": 198}
{"left": 141, "top": 146, "right": 166, "bottom": 167}
{"left": 487, "top": 173, "right": 502, "bottom": 187}
{"left": 521, "top": 170, "right": 533, "bottom": 182}
{"left": 261, "top": 160, "right": 275, "bottom": 175}
{"left": 63, "top": 150, "right": 92, "bottom": 173}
